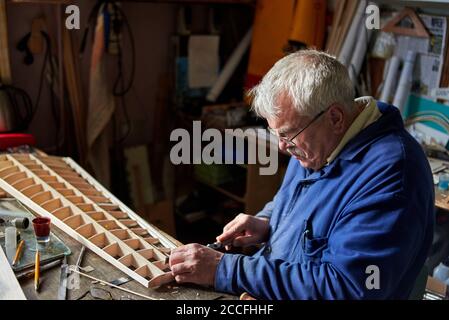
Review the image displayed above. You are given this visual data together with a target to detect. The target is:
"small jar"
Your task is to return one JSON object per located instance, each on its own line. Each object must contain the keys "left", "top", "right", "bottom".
{"left": 438, "top": 173, "right": 449, "bottom": 191}
{"left": 433, "top": 260, "right": 449, "bottom": 284}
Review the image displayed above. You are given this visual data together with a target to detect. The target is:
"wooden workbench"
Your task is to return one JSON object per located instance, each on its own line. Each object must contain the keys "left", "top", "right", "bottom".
{"left": 0, "top": 149, "right": 237, "bottom": 300}
{"left": 15, "top": 206, "right": 237, "bottom": 301}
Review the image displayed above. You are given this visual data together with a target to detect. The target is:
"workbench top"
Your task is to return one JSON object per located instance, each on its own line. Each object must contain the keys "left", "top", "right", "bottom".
{"left": 18, "top": 216, "right": 237, "bottom": 301}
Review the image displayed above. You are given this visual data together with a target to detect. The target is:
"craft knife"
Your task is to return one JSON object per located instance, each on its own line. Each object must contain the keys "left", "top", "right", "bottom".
{"left": 206, "top": 241, "right": 232, "bottom": 250}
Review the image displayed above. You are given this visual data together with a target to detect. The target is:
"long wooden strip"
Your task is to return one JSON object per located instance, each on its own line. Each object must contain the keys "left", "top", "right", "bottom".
{"left": 62, "top": 25, "right": 87, "bottom": 166}
{"left": 334, "top": 0, "right": 358, "bottom": 56}
{"left": 0, "top": 246, "right": 27, "bottom": 300}
{"left": 326, "top": 0, "right": 346, "bottom": 54}
{"left": 0, "top": 0, "right": 11, "bottom": 84}
{"left": 70, "top": 268, "right": 161, "bottom": 300}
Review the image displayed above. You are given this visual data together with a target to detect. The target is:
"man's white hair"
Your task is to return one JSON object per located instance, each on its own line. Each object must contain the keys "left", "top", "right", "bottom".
{"left": 249, "top": 50, "right": 355, "bottom": 119}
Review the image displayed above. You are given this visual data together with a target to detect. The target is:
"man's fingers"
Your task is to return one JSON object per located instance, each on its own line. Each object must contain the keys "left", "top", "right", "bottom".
{"left": 171, "top": 245, "right": 190, "bottom": 254}
{"left": 223, "top": 219, "right": 238, "bottom": 232}
{"left": 217, "top": 225, "right": 244, "bottom": 243}
{"left": 169, "top": 251, "right": 187, "bottom": 268}
{"left": 171, "top": 262, "right": 193, "bottom": 276}
{"left": 233, "top": 235, "right": 256, "bottom": 247}
{"left": 169, "top": 243, "right": 202, "bottom": 267}
{"left": 175, "top": 274, "right": 190, "bottom": 283}
{"left": 221, "top": 213, "right": 247, "bottom": 233}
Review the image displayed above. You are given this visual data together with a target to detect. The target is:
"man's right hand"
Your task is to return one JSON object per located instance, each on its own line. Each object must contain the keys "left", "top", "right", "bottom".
{"left": 216, "top": 213, "right": 270, "bottom": 250}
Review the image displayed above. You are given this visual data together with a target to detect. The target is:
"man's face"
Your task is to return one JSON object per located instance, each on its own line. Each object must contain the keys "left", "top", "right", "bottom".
{"left": 267, "top": 95, "right": 344, "bottom": 170}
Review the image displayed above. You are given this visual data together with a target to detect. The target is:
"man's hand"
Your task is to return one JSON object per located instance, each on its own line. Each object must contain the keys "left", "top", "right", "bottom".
{"left": 169, "top": 243, "right": 224, "bottom": 286}
{"left": 216, "top": 213, "right": 270, "bottom": 250}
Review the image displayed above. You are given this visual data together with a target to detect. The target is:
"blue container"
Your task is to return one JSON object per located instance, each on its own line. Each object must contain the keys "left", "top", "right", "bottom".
{"left": 438, "top": 173, "right": 449, "bottom": 191}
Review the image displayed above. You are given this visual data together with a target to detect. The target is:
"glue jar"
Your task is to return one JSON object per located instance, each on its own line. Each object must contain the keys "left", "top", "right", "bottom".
{"left": 5, "top": 226, "right": 17, "bottom": 264}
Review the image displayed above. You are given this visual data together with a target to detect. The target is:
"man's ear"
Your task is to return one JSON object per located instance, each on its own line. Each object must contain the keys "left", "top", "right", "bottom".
{"left": 327, "top": 104, "right": 346, "bottom": 133}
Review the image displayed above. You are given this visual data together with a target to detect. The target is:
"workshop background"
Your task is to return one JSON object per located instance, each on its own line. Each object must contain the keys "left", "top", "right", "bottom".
{"left": 1, "top": 0, "right": 449, "bottom": 300}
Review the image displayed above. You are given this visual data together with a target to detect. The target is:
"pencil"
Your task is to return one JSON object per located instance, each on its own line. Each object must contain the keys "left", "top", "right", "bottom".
{"left": 12, "top": 240, "right": 25, "bottom": 266}
{"left": 34, "top": 250, "right": 40, "bottom": 291}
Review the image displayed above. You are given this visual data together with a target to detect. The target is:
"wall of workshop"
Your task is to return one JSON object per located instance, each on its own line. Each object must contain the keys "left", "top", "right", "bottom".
{"left": 6, "top": 0, "right": 177, "bottom": 152}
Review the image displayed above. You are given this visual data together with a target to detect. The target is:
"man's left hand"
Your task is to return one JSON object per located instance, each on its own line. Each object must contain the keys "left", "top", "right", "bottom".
{"left": 169, "top": 243, "right": 224, "bottom": 286}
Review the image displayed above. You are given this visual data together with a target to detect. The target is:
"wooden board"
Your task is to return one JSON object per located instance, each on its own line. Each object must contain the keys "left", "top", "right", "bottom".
{"left": 0, "top": 246, "right": 27, "bottom": 300}
{"left": 382, "top": 7, "right": 430, "bottom": 38}
{"left": 63, "top": 25, "right": 87, "bottom": 166}
{"left": 0, "top": 0, "right": 11, "bottom": 84}
{"left": 333, "top": 0, "right": 358, "bottom": 56}
{"left": 14, "top": 215, "right": 229, "bottom": 300}
{"left": 0, "top": 154, "right": 179, "bottom": 288}
{"left": 325, "top": 0, "right": 345, "bottom": 54}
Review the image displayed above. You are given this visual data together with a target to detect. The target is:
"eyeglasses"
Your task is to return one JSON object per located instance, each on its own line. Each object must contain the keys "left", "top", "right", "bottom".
{"left": 76, "top": 286, "right": 114, "bottom": 300}
{"left": 76, "top": 286, "right": 137, "bottom": 300}
{"left": 268, "top": 107, "right": 329, "bottom": 147}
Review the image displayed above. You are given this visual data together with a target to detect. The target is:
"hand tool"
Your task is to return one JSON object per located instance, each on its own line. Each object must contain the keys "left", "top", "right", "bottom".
{"left": 16, "top": 258, "right": 62, "bottom": 280}
{"left": 206, "top": 242, "right": 225, "bottom": 250}
{"left": 57, "top": 255, "right": 68, "bottom": 300}
{"left": 75, "top": 246, "right": 86, "bottom": 271}
{"left": 206, "top": 240, "right": 232, "bottom": 250}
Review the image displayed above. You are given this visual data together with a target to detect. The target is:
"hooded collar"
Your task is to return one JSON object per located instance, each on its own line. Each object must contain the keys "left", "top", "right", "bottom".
{"left": 299, "top": 100, "right": 404, "bottom": 182}
{"left": 336, "top": 100, "right": 404, "bottom": 162}
{"left": 326, "top": 97, "right": 382, "bottom": 163}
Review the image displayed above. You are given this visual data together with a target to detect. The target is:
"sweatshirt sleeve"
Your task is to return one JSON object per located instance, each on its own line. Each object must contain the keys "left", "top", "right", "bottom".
{"left": 215, "top": 192, "right": 431, "bottom": 299}
{"left": 255, "top": 198, "right": 276, "bottom": 220}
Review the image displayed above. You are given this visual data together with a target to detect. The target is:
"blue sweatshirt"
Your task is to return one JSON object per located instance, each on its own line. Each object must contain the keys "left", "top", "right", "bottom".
{"left": 214, "top": 102, "right": 435, "bottom": 299}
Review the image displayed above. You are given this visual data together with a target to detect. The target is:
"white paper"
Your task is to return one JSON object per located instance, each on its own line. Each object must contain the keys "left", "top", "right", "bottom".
{"left": 394, "top": 14, "right": 447, "bottom": 98}
{"left": 188, "top": 35, "right": 220, "bottom": 88}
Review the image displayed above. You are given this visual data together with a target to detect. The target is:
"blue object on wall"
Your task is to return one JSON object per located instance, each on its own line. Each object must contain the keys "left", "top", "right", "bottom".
{"left": 403, "top": 94, "right": 449, "bottom": 134}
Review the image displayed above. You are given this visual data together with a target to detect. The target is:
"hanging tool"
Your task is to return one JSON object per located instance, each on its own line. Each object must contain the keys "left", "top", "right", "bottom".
{"left": 28, "top": 17, "right": 46, "bottom": 55}
{"left": 57, "top": 255, "right": 68, "bottom": 300}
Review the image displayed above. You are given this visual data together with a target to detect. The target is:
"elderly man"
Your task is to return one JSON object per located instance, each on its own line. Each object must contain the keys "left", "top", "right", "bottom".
{"left": 169, "top": 50, "right": 434, "bottom": 299}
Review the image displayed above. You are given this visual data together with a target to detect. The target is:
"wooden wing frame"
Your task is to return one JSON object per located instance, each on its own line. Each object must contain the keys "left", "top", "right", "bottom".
{"left": 0, "top": 154, "right": 178, "bottom": 288}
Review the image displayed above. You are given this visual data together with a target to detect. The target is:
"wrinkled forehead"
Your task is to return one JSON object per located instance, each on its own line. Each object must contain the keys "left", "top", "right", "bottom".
{"left": 274, "top": 93, "right": 297, "bottom": 116}
{"left": 267, "top": 94, "right": 307, "bottom": 131}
